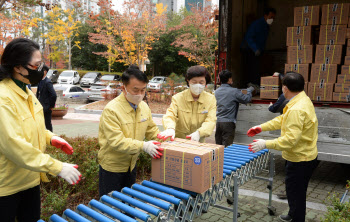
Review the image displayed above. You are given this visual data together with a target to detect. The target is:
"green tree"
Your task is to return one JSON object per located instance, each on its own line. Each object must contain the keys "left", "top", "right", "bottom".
{"left": 148, "top": 9, "right": 196, "bottom": 76}
{"left": 71, "top": 23, "right": 125, "bottom": 72}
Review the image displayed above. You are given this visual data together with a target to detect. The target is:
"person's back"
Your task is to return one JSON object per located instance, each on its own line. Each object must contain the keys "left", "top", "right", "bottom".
{"left": 215, "top": 70, "right": 254, "bottom": 147}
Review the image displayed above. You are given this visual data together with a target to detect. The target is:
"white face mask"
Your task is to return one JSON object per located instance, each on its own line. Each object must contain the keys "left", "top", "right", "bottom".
{"left": 190, "top": 84, "right": 205, "bottom": 96}
{"left": 125, "top": 88, "right": 144, "bottom": 105}
{"left": 266, "top": 18, "right": 273, "bottom": 25}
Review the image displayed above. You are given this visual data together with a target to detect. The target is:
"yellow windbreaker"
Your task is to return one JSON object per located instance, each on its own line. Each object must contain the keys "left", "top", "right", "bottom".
{"left": 0, "top": 79, "right": 62, "bottom": 197}
{"left": 162, "top": 89, "right": 217, "bottom": 142}
{"left": 261, "top": 91, "right": 318, "bottom": 162}
{"left": 98, "top": 93, "right": 160, "bottom": 173}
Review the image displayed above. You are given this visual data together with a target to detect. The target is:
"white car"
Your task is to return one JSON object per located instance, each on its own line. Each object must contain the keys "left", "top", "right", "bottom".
{"left": 88, "top": 82, "right": 122, "bottom": 101}
{"left": 54, "top": 84, "right": 90, "bottom": 100}
{"left": 147, "top": 76, "right": 167, "bottom": 92}
{"left": 57, "top": 70, "right": 80, "bottom": 85}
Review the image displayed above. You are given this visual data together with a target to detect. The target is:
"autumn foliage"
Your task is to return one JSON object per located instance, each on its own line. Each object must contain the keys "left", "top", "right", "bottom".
{"left": 88, "top": 0, "right": 167, "bottom": 69}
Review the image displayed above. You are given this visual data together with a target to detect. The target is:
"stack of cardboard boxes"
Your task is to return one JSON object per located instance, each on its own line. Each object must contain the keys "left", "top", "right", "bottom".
{"left": 265, "top": 3, "right": 350, "bottom": 103}
{"left": 309, "top": 3, "right": 349, "bottom": 102}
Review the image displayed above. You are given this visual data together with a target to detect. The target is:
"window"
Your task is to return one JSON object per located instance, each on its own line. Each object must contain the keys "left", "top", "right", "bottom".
{"left": 70, "top": 87, "right": 77, "bottom": 92}
{"left": 76, "top": 87, "right": 85, "bottom": 92}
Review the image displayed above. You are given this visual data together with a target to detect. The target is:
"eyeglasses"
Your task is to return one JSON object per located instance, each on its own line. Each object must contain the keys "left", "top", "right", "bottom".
{"left": 27, "top": 62, "right": 44, "bottom": 71}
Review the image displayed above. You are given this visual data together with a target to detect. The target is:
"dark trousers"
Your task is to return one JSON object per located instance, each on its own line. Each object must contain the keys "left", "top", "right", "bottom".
{"left": 241, "top": 48, "right": 261, "bottom": 86}
{"left": 0, "top": 185, "right": 41, "bottom": 222}
{"left": 44, "top": 110, "right": 53, "bottom": 132}
{"left": 99, "top": 165, "right": 137, "bottom": 198}
{"left": 285, "top": 158, "right": 318, "bottom": 222}
{"left": 215, "top": 122, "right": 236, "bottom": 147}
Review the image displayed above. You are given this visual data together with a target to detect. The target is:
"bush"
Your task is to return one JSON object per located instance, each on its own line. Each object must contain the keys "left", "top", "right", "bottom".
{"left": 322, "top": 180, "right": 350, "bottom": 222}
{"left": 40, "top": 136, "right": 152, "bottom": 220}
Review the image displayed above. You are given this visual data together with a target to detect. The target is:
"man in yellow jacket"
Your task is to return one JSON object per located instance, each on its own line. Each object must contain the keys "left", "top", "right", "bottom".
{"left": 98, "top": 67, "right": 162, "bottom": 197}
{"left": 158, "top": 65, "right": 217, "bottom": 142}
{"left": 247, "top": 72, "right": 318, "bottom": 222}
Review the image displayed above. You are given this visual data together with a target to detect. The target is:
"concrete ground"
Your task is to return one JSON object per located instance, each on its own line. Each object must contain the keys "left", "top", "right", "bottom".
{"left": 51, "top": 104, "right": 349, "bottom": 222}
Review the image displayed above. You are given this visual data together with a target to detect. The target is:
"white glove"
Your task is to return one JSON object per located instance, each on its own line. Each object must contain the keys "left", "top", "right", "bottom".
{"left": 268, "top": 102, "right": 273, "bottom": 108}
{"left": 58, "top": 163, "right": 81, "bottom": 185}
{"left": 143, "top": 141, "right": 162, "bottom": 158}
{"left": 255, "top": 49, "right": 261, "bottom": 56}
{"left": 248, "top": 139, "right": 266, "bottom": 153}
{"left": 247, "top": 86, "right": 255, "bottom": 92}
{"left": 272, "top": 72, "right": 280, "bottom": 77}
{"left": 186, "top": 131, "right": 200, "bottom": 142}
{"left": 157, "top": 128, "right": 175, "bottom": 141}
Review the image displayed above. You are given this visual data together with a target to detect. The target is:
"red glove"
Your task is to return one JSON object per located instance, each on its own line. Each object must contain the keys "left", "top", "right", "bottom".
{"left": 153, "top": 142, "right": 163, "bottom": 159}
{"left": 247, "top": 125, "right": 262, "bottom": 137}
{"left": 51, "top": 136, "right": 73, "bottom": 155}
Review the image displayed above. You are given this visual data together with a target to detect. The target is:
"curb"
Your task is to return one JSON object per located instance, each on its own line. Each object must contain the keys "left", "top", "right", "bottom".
{"left": 74, "top": 101, "right": 165, "bottom": 118}
{"left": 74, "top": 101, "right": 103, "bottom": 115}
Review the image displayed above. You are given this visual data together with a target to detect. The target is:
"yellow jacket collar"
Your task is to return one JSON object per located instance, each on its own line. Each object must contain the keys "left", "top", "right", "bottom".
{"left": 284, "top": 91, "right": 306, "bottom": 111}
{"left": 117, "top": 92, "right": 136, "bottom": 114}
{"left": 184, "top": 88, "right": 206, "bottom": 103}
{"left": 6, "top": 78, "right": 29, "bottom": 100}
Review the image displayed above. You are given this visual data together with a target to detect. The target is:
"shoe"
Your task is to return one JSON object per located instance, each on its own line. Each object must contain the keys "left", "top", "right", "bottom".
{"left": 279, "top": 215, "right": 292, "bottom": 222}
{"left": 276, "top": 192, "right": 287, "bottom": 200}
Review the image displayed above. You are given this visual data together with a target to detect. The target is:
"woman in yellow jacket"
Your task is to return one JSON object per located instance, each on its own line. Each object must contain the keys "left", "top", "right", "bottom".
{"left": 0, "top": 38, "right": 81, "bottom": 221}
{"left": 158, "top": 66, "right": 217, "bottom": 142}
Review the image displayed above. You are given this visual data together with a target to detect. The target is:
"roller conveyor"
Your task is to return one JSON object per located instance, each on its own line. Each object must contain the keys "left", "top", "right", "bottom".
{"left": 40, "top": 143, "right": 275, "bottom": 222}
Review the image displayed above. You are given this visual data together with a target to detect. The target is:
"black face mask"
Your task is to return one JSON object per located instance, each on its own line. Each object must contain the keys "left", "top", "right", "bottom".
{"left": 19, "top": 63, "right": 44, "bottom": 85}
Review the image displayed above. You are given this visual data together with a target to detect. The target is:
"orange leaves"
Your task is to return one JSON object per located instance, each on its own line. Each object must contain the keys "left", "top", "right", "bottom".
{"left": 89, "top": 0, "right": 167, "bottom": 66}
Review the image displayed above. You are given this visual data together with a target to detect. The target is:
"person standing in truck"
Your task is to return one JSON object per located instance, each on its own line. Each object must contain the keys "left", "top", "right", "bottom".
{"left": 240, "top": 8, "right": 277, "bottom": 91}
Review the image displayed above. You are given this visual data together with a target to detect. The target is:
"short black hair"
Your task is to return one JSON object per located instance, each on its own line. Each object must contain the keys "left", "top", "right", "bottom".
{"left": 219, "top": 70, "right": 232, "bottom": 84}
{"left": 0, "top": 38, "right": 40, "bottom": 81}
{"left": 128, "top": 64, "right": 139, "bottom": 70}
{"left": 122, "top": 67, "right": 148, "bottom": 86}
{"left": 43, "top": 64, "right": 50, "bottom": 72}
{"left": 264, "top": 8, "right": 276, "bottom": 15}
{"left": 185, "top": 65, "right": 211, "bottom": 86}
{"left": 282, "top": 72, "right": 304, "bottom": 92}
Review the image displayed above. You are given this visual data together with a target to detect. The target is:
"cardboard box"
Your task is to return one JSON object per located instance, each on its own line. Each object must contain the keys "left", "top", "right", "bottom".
{"left": 348, "top": 39, "right": 350, "bottom": 45}
{"left": 315, "top": 45, "right": 343, "bottom": 64}
{"left": 345, "top": 56, "right": 350, "bottom": 65}
{"left": 308, "top": 82, "right": 334, "bottom": 101}
{"left": 294, "top": 5, "right": 320, "bottom": 26}
{"left": 319, "top": 25, "right": 347, "bottom": 45}
{"left": 287, "top": 45, "right": 313, "bottom": 64}
{"left": 334, "top": 83, "right": 350, "bottom": 92}
{"left": 347, "top": 28, "right": 350, "bottom": 38}
{"left": 341, "top": 65, "right": 350, "bottom": 75}
{"left": 321, "top": 3, "right": 350, "bottom": 25}
{"left": 346, "top": 46, "right": 350, "bottom": 56}
{"left": 260, "top": 76, "right": 281, "bottom": 99}
{"left": 337, "top": 74, "right": 350, "bottom": 83}
{"left": 151, "top": 138, "right": 224, "bottom": 194}
{"left": 333, "top": 92, "right": 350, "bottom": 102}
{"left": 286, "top": 26, "right": 312, "bottom": 46}
{"left": 284, "top": 64, "right": 310, "bottom": 82}
{"left": 310, "top": 64, "right": 338, "bottom": 83}
{"left": 349, "top": 17, "right": 350, "bottom": 27}
{"left": 305, "top": 82, "right": 308, "bottom": 95}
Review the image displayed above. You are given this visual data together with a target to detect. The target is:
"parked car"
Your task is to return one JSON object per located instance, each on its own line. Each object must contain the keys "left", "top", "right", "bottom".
{"left": 100, "top": 74, "right": 121, "bottom": 82}
{"left": 88, "top": 82, "right": 122, "bottom": 101}
{"left": 147, "top": 76, "right": 167, "bottom": 92}
{"left": 80, "top": 72, "right": 102, "bottom": 87}
{"left": 54, "top": 84, "right": 90, "bottom": 100}
{"left": 57, "top": 70, "right": 80, "bottom": 85}
{"left": 46, "top": 69, "right": 59, "bottom": 83}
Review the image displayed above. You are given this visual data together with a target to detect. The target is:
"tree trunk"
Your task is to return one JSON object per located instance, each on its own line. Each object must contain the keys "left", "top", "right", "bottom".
{"left": 68, "top": 38, "right": 72, "bottom": 70}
